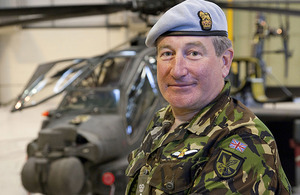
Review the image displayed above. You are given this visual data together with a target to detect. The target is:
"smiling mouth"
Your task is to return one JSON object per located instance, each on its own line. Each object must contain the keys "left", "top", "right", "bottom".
{"left": 168, "top": 83, "right": 195, "bottom": 88}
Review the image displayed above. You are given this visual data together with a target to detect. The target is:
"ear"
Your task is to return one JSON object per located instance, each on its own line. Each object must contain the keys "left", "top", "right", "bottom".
{"left": 221, "top": 48, "right": 234, "bottom": 78}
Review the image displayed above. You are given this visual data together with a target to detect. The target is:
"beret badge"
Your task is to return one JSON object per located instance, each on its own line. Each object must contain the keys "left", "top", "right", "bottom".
{"left": 198, "top": 11, "right": 212, "bottom": 31}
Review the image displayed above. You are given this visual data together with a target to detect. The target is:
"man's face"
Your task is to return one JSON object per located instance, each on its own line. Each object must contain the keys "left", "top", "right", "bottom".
{"left": 156, "top": 36, "right": 232, "bottom": 113}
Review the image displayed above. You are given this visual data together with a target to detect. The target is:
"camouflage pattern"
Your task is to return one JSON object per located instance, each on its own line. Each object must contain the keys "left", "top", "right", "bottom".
{"left": 125, "top": 81, "right": 291, "bottom": 194}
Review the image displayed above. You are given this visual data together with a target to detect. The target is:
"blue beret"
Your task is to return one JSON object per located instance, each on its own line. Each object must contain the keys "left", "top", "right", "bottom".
{"left": 145, "top": 0, "right": 228, "bottom": 47}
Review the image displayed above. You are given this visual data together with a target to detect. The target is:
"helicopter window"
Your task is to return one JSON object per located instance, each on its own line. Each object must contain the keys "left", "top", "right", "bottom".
{"left": 58, "top": 88, "right": 120, "bottom": 113}
{"left": 13, "top": 59, "right": 89, "bottom": 111}
{"left": 126, "top": 65, "right": 158, "bottom": 136}
{"left": 78, "top": 57, "right": 129, "bottom": 88}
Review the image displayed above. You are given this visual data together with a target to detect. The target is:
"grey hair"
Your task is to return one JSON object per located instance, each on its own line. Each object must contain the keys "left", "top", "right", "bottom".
{"left": 212, "top": 36, "right": 233, "bottom": 57}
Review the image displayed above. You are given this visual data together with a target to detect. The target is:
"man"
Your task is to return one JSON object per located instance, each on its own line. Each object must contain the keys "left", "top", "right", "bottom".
{"left": 125, "top": 0, "right": 291, "bottom": 194}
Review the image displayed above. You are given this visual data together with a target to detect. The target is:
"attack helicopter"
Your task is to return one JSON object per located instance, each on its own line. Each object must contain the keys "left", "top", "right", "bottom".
{"left": 17, "top": 37, "right": 166, "bottom": 195}
{"left": 1, "top": 0, "right": 300, "bottom": 194}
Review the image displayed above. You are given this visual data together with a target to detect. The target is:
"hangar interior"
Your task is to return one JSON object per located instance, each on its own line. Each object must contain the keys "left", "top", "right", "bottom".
{"left": 0, "top": 0, "right": 300, "bottom": 194}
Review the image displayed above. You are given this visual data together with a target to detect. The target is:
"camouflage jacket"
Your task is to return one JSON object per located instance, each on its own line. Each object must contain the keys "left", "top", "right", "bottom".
{"left": 125, "top": 82, "right": 291, "bottom": 194}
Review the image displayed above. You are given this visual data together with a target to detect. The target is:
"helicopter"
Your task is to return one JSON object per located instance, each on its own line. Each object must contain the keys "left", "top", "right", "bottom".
{"left": 1, "top": 0, "right": 300, "bottom": 194}
{"left": 15, "top": 37, "right": 168, "bottom": 194}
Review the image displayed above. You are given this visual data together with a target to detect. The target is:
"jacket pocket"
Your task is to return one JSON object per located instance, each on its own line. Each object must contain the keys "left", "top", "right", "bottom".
{"left": 149, "top": 161, "right": 194, "bottom": 194}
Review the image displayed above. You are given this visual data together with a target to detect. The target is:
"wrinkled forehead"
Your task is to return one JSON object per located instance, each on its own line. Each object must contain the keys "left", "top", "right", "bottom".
{"left": 156, "top": 35, "right": 213, "bottom": 46}
{"left": 156, "top": 35, "right": 214, "bottom": 50}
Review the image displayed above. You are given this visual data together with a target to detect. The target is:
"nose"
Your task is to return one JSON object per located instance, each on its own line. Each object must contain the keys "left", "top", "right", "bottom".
{"left": 170, "top": 54, "right": 188, "bottom": 79}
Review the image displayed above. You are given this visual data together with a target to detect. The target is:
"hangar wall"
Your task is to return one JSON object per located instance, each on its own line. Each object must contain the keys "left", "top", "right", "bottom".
{"left": 233, "top": 9, "right": 300, "bottom": 87}
{"left": 0, "top": 27, "right": 129, "bottom": 104}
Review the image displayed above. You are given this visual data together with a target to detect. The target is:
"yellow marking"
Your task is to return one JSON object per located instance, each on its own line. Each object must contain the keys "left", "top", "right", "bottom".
{"left": 231, "top": 61, "right": 238, "bottom": 74}
{"left": 178, "top": 148, "right": 188, "bottom": 158}
{"left": 227, "top": 0, "right": 234, "bottom": 43}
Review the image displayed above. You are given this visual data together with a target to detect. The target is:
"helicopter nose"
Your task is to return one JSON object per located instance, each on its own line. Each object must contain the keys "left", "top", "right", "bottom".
{"left": 21, "top": 157, "right": 85, "bottom": 195}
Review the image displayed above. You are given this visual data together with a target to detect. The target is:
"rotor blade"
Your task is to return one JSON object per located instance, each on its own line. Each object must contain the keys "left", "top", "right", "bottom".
{"left": 0, "top": 10, "right": 126, "bottom": 27}
{"left": 0, "top": 2, "right": 135, "bottom": 27}
{"left": 0, "top": 3, "right": 133, "bottom": 17}
{"left": 0, "top": 0, "right": 182, "bottom": 27}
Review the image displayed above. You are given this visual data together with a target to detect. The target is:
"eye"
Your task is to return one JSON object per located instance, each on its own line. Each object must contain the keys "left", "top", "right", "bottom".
{"left": 162, "top": 51, "right": 173, "bottom": 57}
{"left": 187, "top": 50, "right": 202, "bottom": 59}
{"left": 190, "top": 51, "right": 200, "bottom": 56}
{"left": 159, "top": 50, "right": 174, "bottom": 60}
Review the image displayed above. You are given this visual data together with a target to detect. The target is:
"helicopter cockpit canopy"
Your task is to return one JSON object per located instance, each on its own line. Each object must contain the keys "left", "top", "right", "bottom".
{"left": 11, "top": 47, "right": 140, "bottom": 112}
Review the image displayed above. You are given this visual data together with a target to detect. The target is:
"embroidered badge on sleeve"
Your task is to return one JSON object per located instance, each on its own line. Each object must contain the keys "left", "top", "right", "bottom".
{"left": 229, "top": 138, "right": 247, "bottom": 153}
{"left": 215, "top": 149, "right": 244, "bottom": 179}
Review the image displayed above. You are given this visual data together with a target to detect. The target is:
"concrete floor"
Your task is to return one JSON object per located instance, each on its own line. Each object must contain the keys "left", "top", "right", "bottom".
{"left": 0, "top": 100, "right": 57, "bottom": 195}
